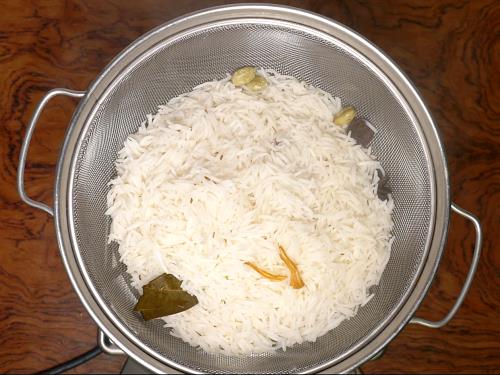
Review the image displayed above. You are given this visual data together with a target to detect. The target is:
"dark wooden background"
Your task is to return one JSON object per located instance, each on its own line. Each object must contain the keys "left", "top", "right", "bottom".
{"left": 1, "top": 0, "right": 498, "bottom": 373}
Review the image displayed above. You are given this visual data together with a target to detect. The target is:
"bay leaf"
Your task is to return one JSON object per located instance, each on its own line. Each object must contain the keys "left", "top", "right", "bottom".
{"left": 347, "top": 118, "right": 375, "bottom": 148}
{"left": 134, "top": 273, "right": 198, "bottom": 321}
{"left": 346, "top": 118, "right": 392, "bottom": 200}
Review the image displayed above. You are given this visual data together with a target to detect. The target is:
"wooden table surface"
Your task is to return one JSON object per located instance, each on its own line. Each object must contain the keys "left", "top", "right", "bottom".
{"left": 1, "top": 0, "right": 498, "bottom": 373}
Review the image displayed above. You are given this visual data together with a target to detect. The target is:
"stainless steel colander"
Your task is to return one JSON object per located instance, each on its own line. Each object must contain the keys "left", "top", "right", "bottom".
{"left": 17, "top": 4, "right": 482, "bottom": 374}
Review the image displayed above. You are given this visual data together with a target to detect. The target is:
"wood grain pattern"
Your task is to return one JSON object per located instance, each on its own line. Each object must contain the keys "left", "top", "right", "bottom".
{"left": 0, "top": 0, "right": 498, "bottom": 373}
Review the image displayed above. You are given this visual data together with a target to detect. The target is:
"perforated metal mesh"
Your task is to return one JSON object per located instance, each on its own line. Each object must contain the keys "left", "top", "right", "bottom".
{"left": 71, "top": 21, "right": 432, "bottom": 373}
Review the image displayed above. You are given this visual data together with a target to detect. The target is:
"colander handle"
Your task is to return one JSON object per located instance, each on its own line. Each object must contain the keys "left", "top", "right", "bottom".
{"left": 410, "top": 203, "right": 482, "bottom": 329}
{"left": 17, "top": 88, "right": 85, "bottom": 216}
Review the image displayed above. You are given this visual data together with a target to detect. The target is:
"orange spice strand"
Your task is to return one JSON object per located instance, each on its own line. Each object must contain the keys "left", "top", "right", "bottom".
{"left": 244, "top": 262, "right": 287, "bottom": 281}
{"left": 278, "top": 245, "right": 305, "bottom": 289}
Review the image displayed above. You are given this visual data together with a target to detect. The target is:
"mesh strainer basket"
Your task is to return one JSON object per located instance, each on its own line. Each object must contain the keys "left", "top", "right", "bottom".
{"left": 17, "top": 4, "right": 482, "bottom": 374}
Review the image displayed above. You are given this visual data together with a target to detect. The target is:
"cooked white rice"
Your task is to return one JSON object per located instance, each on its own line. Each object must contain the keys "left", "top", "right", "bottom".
{"left": 106, "top": 69, "right": 394, "bottom": 356}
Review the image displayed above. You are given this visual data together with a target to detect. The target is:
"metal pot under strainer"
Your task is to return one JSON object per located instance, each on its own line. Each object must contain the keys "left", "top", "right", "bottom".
{"left": 17, "top": 4, "right": 482, "bottom": 374}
